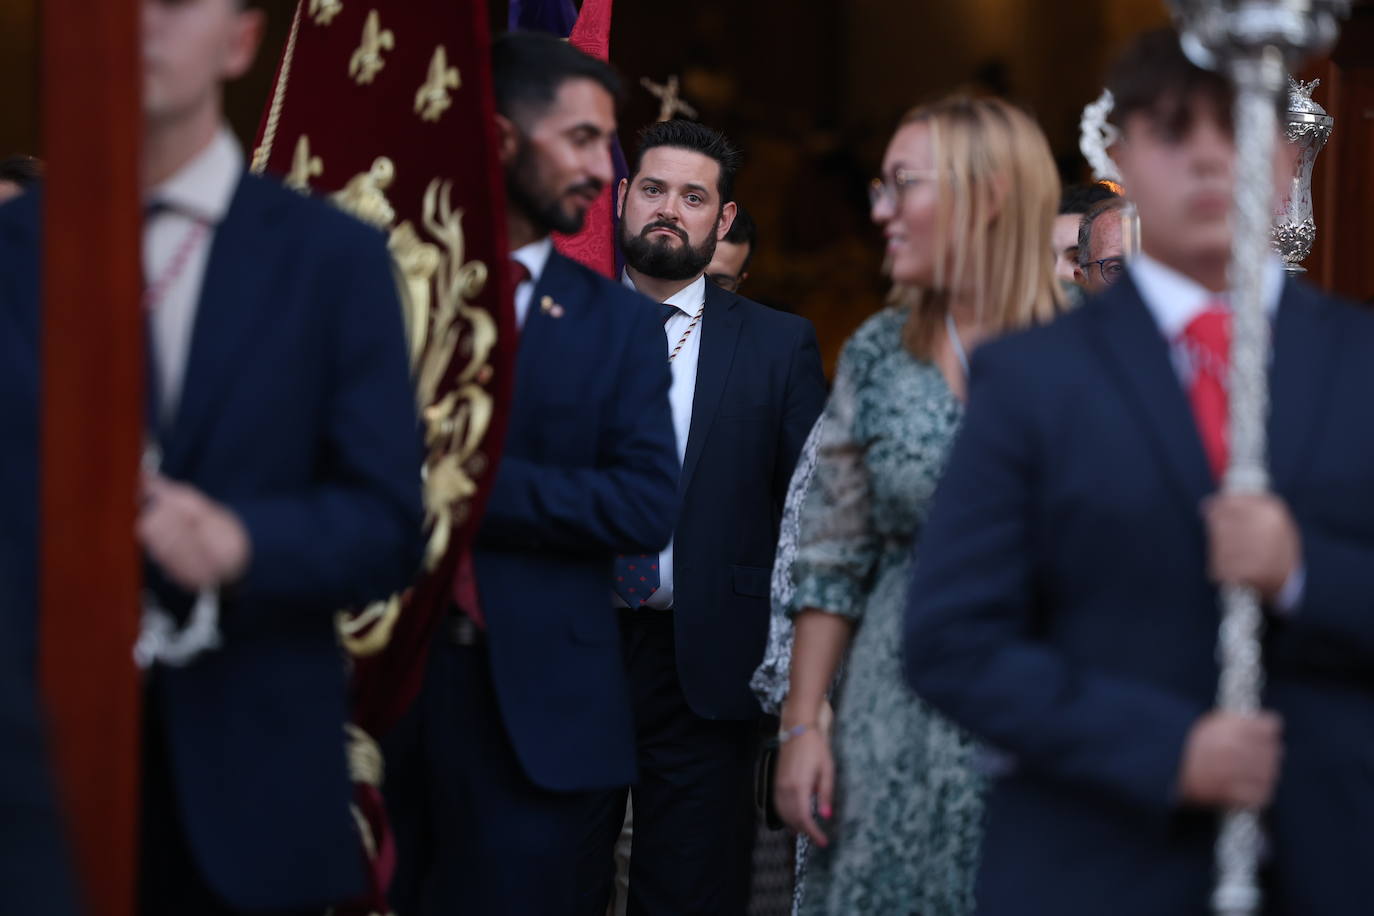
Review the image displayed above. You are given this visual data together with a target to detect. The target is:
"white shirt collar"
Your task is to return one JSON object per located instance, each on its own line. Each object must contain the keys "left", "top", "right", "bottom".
{"left": 512, "top": 236, "right": 554, "bottom": 287}
{"left": 1129, "top": 250, "right": 1286, "bottom": 339}
{"left": 621, "top": 270, "right": 708, "bottom": 317}
{"left": 147, "top": 126, "right": 243, "bottom": 225}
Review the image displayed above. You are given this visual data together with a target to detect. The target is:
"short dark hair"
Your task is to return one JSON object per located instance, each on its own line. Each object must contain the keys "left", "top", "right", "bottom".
{"left": 490, "top": 31, "right": 622, "bottom": 124}
{"left": 723, "top": 202, "right": 756, "bottom": 268}
{"left": 629, "top": 119, "right": 741, "bottom": 205}
{"left": 0, "top": 155, "right": 42, "bottom": 189}
{"left": 1059, "top": 181, "right": 1118, "bottom": 216}
{"left": 1107, "top": 27, "right": 1284, "bottom": 136}
{"left": 1077, "top": 196, "right": 1131, "bottom": 266}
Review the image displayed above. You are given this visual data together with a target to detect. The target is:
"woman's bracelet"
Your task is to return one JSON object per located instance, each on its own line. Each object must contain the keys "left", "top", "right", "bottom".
{"left": 778, "top": 722, "right": 816, "bottom": 745}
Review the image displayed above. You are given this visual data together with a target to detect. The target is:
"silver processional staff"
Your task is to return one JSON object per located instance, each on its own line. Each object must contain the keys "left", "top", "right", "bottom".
{"left": 1164, "top": 2, "right": 1349, "bottom": 914}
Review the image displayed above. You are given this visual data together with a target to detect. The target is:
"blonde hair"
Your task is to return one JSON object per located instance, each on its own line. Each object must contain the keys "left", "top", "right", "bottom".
{"left": 893, "top": 95, "right": 1064, "bottom": 359}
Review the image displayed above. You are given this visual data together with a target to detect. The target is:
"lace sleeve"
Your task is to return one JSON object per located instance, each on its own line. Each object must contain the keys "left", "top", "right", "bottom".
{"left": 786, "top": 346, "right": 880, "bottom": 622}
{"left": 750, "top": 414, "right": 827, "bottom": 716}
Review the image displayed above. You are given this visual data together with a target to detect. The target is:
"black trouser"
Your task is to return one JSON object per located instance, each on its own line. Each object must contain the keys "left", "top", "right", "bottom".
{"left": 138, "top": 684, "right": 316, "bottom": 916}
{"left": 384, "top": 625, "right": 599, "bottom": 916}
{"left": 579, "top": 609, "right": 758, "bottom": 916}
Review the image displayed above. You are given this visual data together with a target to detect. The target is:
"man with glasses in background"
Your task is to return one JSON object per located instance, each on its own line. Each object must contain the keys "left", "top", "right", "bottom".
{"left": 1075, "top": 196, "right": 1132, "bottom": 296}
{"left": 1055, "top": 181, "right": 1121, "bottom": 286}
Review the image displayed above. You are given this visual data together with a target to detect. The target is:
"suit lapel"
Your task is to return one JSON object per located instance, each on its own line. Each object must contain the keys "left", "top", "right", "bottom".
{"left": 680, "top": 281, "right": 741, "bottom": 496}
{"left": 1268, "top": 280, "right": 1337, "bottom": 493}
{"left": 512, "top": 252, "right": 585, "bottom": 410}
{"left": 161, "top": 175, "right": 284, "bottom": 475}
{"left": 1088, "top": 277, "right": 1215, "bottom": 510}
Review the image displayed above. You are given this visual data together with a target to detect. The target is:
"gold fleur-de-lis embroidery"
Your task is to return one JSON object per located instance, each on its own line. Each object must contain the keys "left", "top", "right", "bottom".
{"left": 308, "top": 0, "right": 342, "bottom": 25}
{"left": 415, "top": 45, "right": 461, "bottom": 123}
{"left": 331, "top": 170, "right": 506, "bottom": 657}
{"left": 348, "top": 10, "right": 394, "bottom": 85}
{"left": 286, "top": 135, "right": 323, "bottom": 192}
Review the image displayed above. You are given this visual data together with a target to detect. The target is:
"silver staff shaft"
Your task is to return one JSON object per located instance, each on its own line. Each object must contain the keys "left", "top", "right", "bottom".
{"left": 1212, "top": 47, "right": 1286, "bottom": 916}
{"left": 1168, "top": 3, "right": 1348, "bottom": 913}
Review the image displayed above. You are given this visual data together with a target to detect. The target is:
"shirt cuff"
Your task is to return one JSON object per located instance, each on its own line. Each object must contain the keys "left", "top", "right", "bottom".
{"left": 1273, "top": 563, "right": 1306, "bottom": 616}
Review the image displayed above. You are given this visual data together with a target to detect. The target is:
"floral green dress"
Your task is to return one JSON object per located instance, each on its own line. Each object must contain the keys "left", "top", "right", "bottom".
{"left": 787, "top": 306, "right": 985, "bottom": 916}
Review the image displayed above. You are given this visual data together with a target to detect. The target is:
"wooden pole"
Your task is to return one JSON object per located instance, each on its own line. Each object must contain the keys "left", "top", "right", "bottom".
{"left": 37, "top": 1, "right": 144, "bottom": 914}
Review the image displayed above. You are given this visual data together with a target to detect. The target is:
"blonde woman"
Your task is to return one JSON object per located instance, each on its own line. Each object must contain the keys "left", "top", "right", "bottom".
{"left": 771, "top": 95, "right": 1063, "bottom": 914}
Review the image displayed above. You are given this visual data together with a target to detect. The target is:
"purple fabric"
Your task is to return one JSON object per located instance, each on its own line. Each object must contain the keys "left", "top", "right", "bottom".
{"left": 508, "top": 0, "right": 579, "bottom": 34}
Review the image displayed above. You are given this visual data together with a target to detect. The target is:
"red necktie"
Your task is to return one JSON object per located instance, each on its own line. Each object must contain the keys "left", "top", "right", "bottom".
{"left": 511, "top": 257, "right": 531, "bottom": 290}
{"left": 449, "top": 258, "right": 531, "bottom": 629}
{"left": 451, "top": 550, "right": 484, "bottom": 628}
{"left": 1182, "top": 303, "right": 1231, "bottom": 481}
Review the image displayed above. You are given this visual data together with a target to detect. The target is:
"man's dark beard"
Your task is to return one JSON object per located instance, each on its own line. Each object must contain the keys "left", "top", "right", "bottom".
{"left": 619, "top": 218, "right": 718, "bottom": 282}
{"left": 506, "top": 137, "right": 601, "bottom": 237}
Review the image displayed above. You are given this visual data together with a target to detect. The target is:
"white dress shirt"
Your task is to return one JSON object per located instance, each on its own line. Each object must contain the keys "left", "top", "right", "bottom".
{"left": 144, "top": 127, "right": 243, "bottom": 426}
{"left": 512, "top": 236, "right": 555, "bottom": 330}
{"left": 1129, "top": 250, "right": 1303, "bottom": 612}
{"left": 617, "top": 271, "right": 708, "bottom": 610}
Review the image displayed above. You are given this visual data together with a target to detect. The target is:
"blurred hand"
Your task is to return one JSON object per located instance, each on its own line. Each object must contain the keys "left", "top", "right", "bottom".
{"left": 775, "top": 726, "right": 835, "bottom": 847}
{"left": 138, "top": 472, "right": 251, "bottom": 591}
{"left": 1203, "top": 492, "right": 1300, "bottom": 602}
{"left": 1178, "top": 710, "right": 1283, "bottom": 810}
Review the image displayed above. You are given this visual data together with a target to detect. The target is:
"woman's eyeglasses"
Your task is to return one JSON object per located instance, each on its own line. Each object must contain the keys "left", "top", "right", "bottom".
{"left": 868, "top": 169, "right": 938, "bottom": 209}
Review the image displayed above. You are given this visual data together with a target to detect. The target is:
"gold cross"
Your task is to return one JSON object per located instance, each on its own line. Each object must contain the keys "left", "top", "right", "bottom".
{"left": 640, "top": 75, "right": 698, "bottom": 122}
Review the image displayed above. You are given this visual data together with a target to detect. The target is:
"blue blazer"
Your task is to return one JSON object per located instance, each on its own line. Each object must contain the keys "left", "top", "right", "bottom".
{"left": 0, "top": 176, "right": 424, "bottom": 911}
{"left": 0, "top": 191, "right": 42, "bottom": 668}
{"left": 0, "top": 629, "right": 79, "bottom": 916}
{"left": 904, "top": 276, "right": 1374, "bottom": 915}
{"left": 475, "top": 250, "right": 679, "bottom": 792}
{"left": 670, "top": 281, "right": 826, "bottom": 720}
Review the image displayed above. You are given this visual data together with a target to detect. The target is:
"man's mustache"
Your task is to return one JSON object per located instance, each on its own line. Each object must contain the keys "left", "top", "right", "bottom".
{"left": 639, "top": 220, "right": 687, "bottom": 243}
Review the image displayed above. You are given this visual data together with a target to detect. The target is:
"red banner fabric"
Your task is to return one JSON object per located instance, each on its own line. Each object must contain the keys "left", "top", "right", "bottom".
{"left": 251, "top": 2, "right": 515, "bottom": 911}
{"left": 551, "top": 0, "right": 618, "bottom": 276}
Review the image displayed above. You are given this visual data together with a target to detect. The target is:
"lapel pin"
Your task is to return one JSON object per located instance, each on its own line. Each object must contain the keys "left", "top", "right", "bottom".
{"left": 540, "top": 295, "right": 564, "bottom": 318}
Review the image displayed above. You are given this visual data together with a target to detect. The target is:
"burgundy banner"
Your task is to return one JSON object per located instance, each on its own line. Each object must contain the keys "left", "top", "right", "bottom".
{"left": 252, "top": 2, "right": 515, "bottom": 910}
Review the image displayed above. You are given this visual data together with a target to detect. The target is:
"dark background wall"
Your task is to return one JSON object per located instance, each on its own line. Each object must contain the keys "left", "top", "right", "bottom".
{"left": 600, "top": 0, "right": 1174, "bottom": 367}
{"left": 5, "top": 0, "right": 1370, "bottom": 369}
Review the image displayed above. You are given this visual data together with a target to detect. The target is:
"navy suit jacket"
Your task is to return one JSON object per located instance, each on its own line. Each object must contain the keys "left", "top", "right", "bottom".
{"left": 0, "top": 192, "right": 42, "bottom": 668}
{"left": 904, "top": 276, "right": 1374, "bottom": 915}
{"left": 670, "top": 281, "right": 826, "bottom": 720}
{"left": 0, "top": 176, "right": 424, "bottom": 910}
{"left": 0, "top": 624, "right": 79, "bottom": 916}
{"left": 475, "top": 250, "right": 679, "bottom": 792}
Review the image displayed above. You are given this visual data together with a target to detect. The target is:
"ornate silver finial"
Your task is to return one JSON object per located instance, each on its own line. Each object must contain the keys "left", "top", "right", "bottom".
{"left": 1291, "top": 77, "right": 1319, "bottom": 101}
{"left": 1171, "top": 0, "right": 1350, "bottom": 73}
{"left": 1274, "top": 75, "right": 1334, "bottom": 274}
{"left": 1079, "top": 89, "right": 1122, "bottom": 185}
